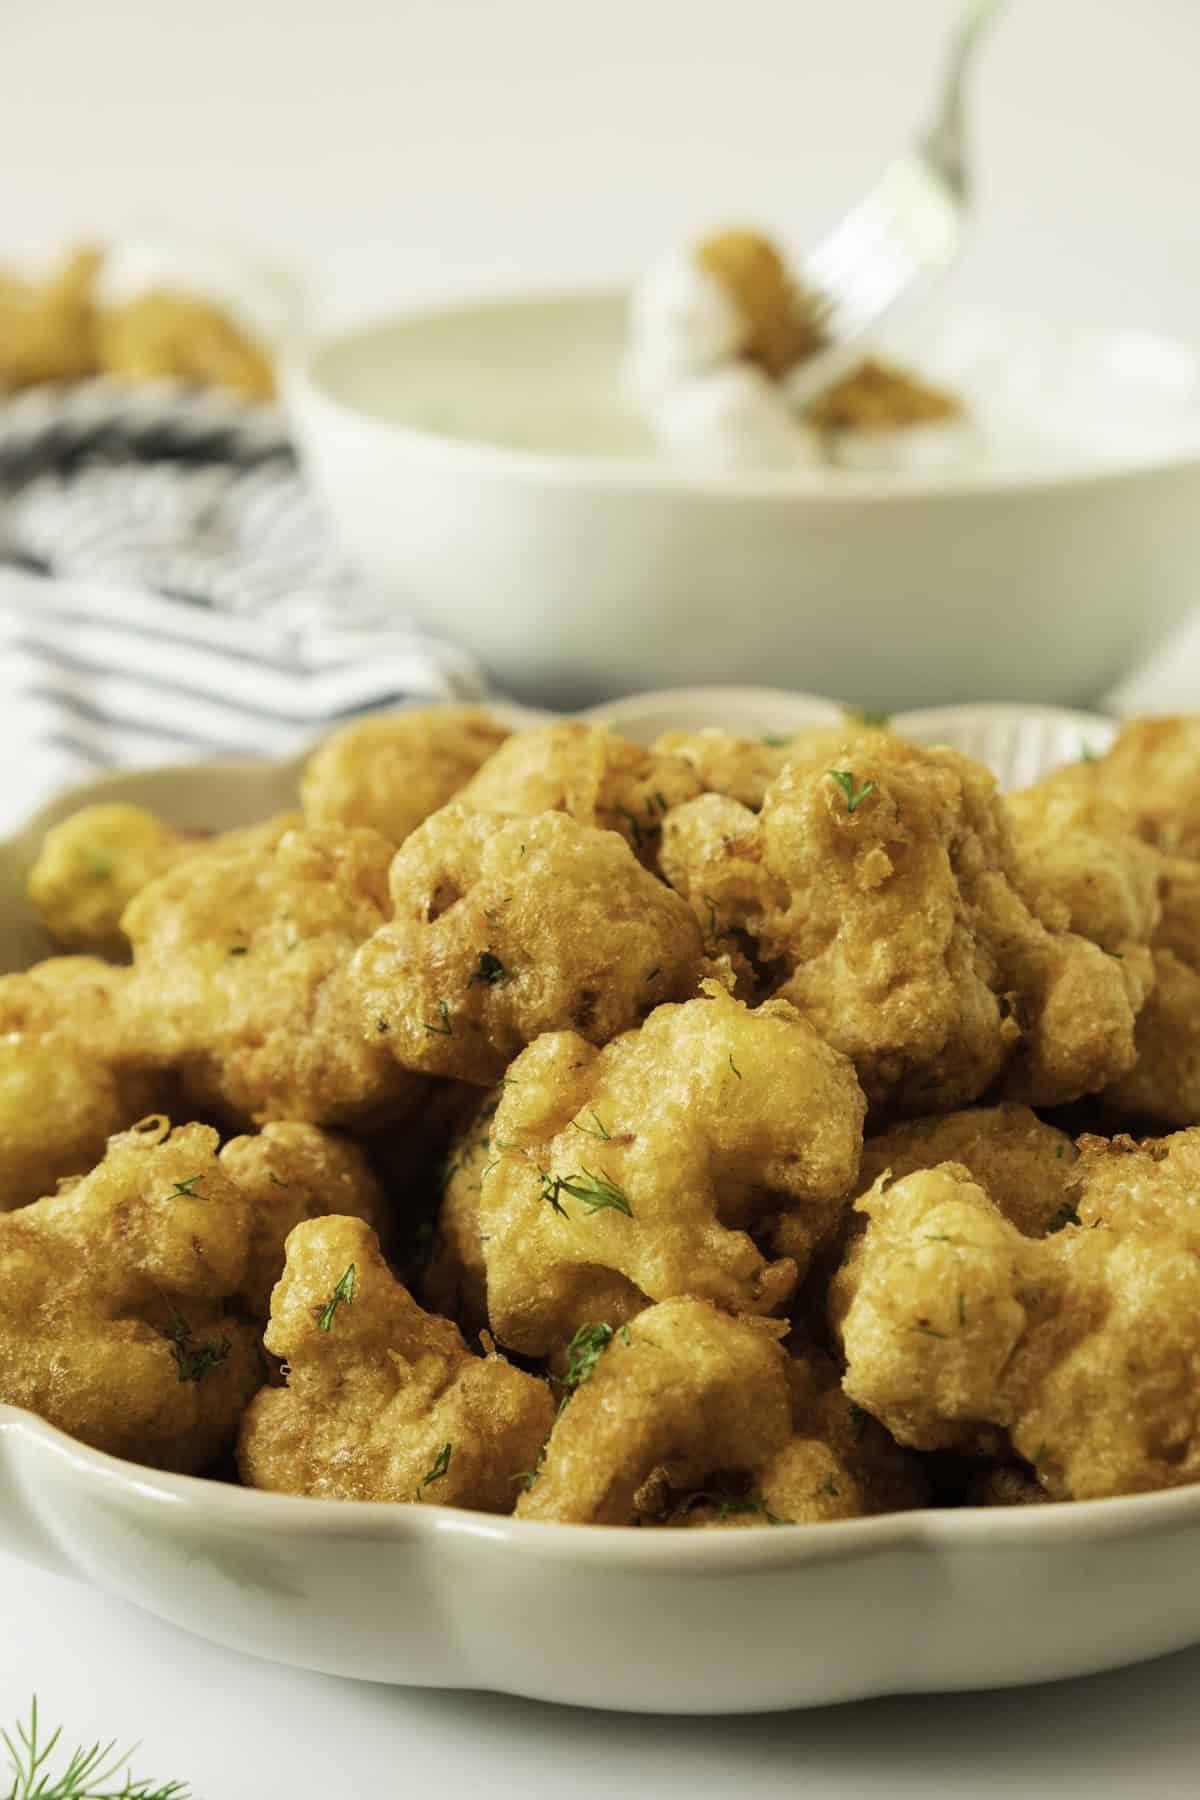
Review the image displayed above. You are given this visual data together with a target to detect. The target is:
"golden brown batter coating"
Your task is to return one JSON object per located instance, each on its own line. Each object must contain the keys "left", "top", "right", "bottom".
{"left": 239, "top": 1216, "right": 553, "bottom": 1509}
{"left": 832, "top": 1155, "right": 1200, "bottom": 1500}
{"left": 353, "top": 806, "right": 705, "bottom": 1085}
{"left": 219, "top": 1122, "right": 384, "bottom": 1317}
{"left": 420, "top": 1089, "right": 500, "bottom": 1341}
{"left": 95, "top": 290, "right": 275, "bottom": 398}
{"left": 0, "top": 1119, "right": 261, "bottom": 1471}
{"left": 301, "top": 706, "right": 511, "bottom": 845}
{"left": 1086, "top": 717, "right": 1200, "bottom": 859}
{"left": 695, "top": 229, "right": 824, "bottom": 378}
{"left": 0, "top": 247, "right": 99, "bottom": 390}
{"left": 122, "top": 823, "right": 414, "bottom": 1126}
{"left": 479, "top": 983, "right": 865, "bottom": 1357}
{"left": 456, "top": 723, "right": 701, "bottom": 867}
{"left": 651, "top": 729, "right": 792, "bottom": 811}
{"left": 857, "top": 1104, "right": 1077, "bottom": 1239}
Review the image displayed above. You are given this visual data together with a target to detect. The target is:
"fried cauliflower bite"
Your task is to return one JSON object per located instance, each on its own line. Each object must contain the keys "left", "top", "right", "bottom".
{"left": 1006, "top": 762, "right": 1168, "bottom": 954}
{"left": 28, "top": 804, "right": 191, "bottom": 957}
{"left": 94, "top": 290, "right": 275, "bottom": 399}
{"left": 0, "top": 957, "right": 167, "bottom": 1211}
{"left": 695, "top": 229, "right": 824, "bottom": 378}
{"left": 1087, "top": 717, "right": 1200, "bottom": 858}
{"left": 0, "top": 247, "right": 99, "bottom": 390}
{"left": 0, "top": 1119, "right": 261, "bottom": 1471}
{"left": 353, "top": 806, "right": 705, "bottom": 1086}
{"left": 479, "top": 983, "right": 865, "bottom": 1357}
{"left": 456, "top": 723, "right": 702, "bottom": 866}
{"left": 832, "top": 1160, "right": 1200, "bottom": 1499}
{"left": 218, "top": 1123, "right": 383, "bottom": 1317}
{"left": 856, "top": 1104, "right": 1078, "bottom": 1239}
{"left": 301, "top": 706, "right": 511, "bottom": 845}
{"left": 239, "top": 1216, "right": 554, "bottom": 1509}
{"left": 662, "top": 732, "right": 1147, "bottom": 1114}
{"left": 515, "top": 1299, "right": 793, "bottom": 1524}
{"left": 651, "top": 729, "right": 791, "bottom": 811}
{"left": 122, "top": 823, "right": 415, "bottom": 1127}
{"left": 1103, "top": 949, "right": 1200, "bottom": 1125}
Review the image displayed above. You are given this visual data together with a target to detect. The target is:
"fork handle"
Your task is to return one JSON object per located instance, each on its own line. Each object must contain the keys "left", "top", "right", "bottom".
{"left": 922, "top": 0, "right": 1007, "bottom": 190}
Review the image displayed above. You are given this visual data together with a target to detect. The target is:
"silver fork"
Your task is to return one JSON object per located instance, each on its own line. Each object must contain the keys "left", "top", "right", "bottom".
{"left": 784, "top": 0, "right": 1007, "bottom": 408}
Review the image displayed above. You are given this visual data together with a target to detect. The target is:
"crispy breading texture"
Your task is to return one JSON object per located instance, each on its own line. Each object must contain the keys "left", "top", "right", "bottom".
{"left": 301, "top": 706, "right": 511, "bottom": 844}
{"left": 354, "top": 806, "right": 705, "bottom": 1085}
{"left": 857, "top": 1104, "right": 1077, "bottom": 1239}
{"left": 0, "top": 1119, "right": 261, "bottom": 1471}
{"left": 832, "top": 1154, "right": 1200, "bottom": 1499}
{"left": 480, "top": 983, "right": 865, "bottom": 1357}
{"left": 122, "top": 822, "right": 415, "bottom": 1126}
{"left": 219, "top": 1122, "right": 384, "bottom": 1317}
{"left": 0, "top": 957, "right": 166, "bottom": 1210}
{"left": 661, "top": 731, "right": 1148, "bottom": 1113}
{"left": 651, "top": 729, "right": 792, "bottom": 811}
{"left": 239, "top": 1216, "right": 554, "bottom": 1509}
{"left": 516, "top": 1299, "right": 793, "bottom": 1524}
{"left": 456, "top": 723, "right": 701, "bottom": 866}
{"left": 1087, "top": 717, "right": 1200, "bottom": 859}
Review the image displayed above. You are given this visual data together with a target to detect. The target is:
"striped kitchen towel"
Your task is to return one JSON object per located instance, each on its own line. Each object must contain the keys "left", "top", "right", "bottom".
{"left": 0, "top": 380, "right": 490, "bottom": 832}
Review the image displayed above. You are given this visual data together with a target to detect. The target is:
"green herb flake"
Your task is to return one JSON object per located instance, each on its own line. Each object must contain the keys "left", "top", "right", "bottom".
{"left": 511, "top": 1442, "right": 547, "bottom": 1492}
{"left": 619, "top": 1324, "right": 632, "bottom": 1346}
{"left": 1079, "top": 743, "right": 1097, "bottom": 763}
{"left": 228, "top": 945, "right": 249, "bottom": 957}
{"left": 821, "top": 1474, "right": 840, "bottom": 1498}
{"left": 83, "top": 848, "right": 115, "bottom": 880}
{"left": 645, "top": 966, "right": 661, "bottom": 982}
{"left": 420, "top": 1442, "right": 453, "bottom": 1491}
{"left": 557, "top": 1167, "right": 633, "bottom": 1218}
{"left": 170, "top": 1175, "right": 203, "bottom": 1198}
{"left": 913, "top": 1323, "right": 950, "bottom": 1340}
{"left": 958, "top": 1291, "right": 967, "bottom": 1327}
{"left": 162, "top": 1316, "right": 231, "bottom": 1385}
{"left": 761, "top": 733, "right": 793, "bottom": 748}
{"left": 316, "top": 1262, "right": 356, "bottom": 1331}
{"left": 563, "top": 1322, "right": 616, "bottom": 1395}
{"left": 827, "top": 769, "right": 876, "bottom": 814}
{"left": 702, "top": 894, "right": 720, "bottom": 939}
{"left": 728, "top": 1053, "right": 743, "bottom": 1080}
{"left": 424, "top": 1000, "right": 453, "bottom": 1037}
{"left": 570, "top": 1111, "right": 611, "bottom": 1141}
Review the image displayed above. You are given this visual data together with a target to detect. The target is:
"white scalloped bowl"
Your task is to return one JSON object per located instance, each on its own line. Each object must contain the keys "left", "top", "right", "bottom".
{"left": 10, "top": 689, "right": 1197, "bottom": 1717}
{"left": 287, "top": 291, "right": 1200, "bottom": 713}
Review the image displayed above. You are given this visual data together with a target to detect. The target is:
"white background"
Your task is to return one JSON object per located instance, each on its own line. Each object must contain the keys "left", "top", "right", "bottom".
{"left": 4, "top": 2, "right": 1200, "bottom": 1792}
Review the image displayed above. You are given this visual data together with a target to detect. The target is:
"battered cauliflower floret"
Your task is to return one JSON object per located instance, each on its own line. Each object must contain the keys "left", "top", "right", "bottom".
{"left": 353, "top": 806, "right": 705, "bottom": 1085}
{"left": 661, "top": 731, "right": 1148, "bottom": 1114}
{"left": 219, "top": 1122, "right": 384, "bottom": 1317}
{"left": 95, "top": 289, "right": 275, "bottom": 399}
{"left": 301, "top": 706, "right": 511, "bottom": 845}
{"left": 1103, "top": 949, "right": 1200, "bottom": 1125}
{"left": 832, "top": 1159, "right": 1200, "bottom": 1499}
{"left": 27, "top": 806, "right": 305, "bottom": 959}
{"left": 122, "top": 823, "right": 415, "bottom": 1126}
{"left": 0, "top": 1119, "right": 262, "bottom": 1471}
{"left": 857, "top": 1104, "right": 1078, "bottom": 1239}
{"left": 1006, "top": 762, "right": 1168, "bottom": 953}
{"left": 456, "top": 723, "right": 702, "bottom": 867}
{"left": 1087, "top": 717, "right": 1200, "bottom": 859}
{"left": 0, "top": 957, "right": 164, "bottom": 1210}
{"left": 28, "top": 804, "right": 190, "bottom": 957}
{"left": 515, "top": 1299, "right": 793, "bottom": 1524}
{"left": 0, "top": 247, "right": 99, "bottom": 390}
{"left": 676, "top": 1349, "right": 929, "bottom": 1529}
{"left": 238, "top": 1216, "right": 554, "bottom": 1509}
{"left": 651, "top": 729, "right": 792, "bottom": 811}
{"left": 420, "top": 1089, "right": 500, "bottom": 1341}
{"left": 965, "top": 1464, "right": 1052, "bottom": 1508}
{"left": 480, "top": 983, "right": 865, "bottom": 1357}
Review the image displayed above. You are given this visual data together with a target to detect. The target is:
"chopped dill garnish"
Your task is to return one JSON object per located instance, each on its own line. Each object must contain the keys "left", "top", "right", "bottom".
{"left": 827, "top": 769, "right": 876, "bottom": 813}
{"left": 267, "top": 1172, "right": 290, "bottom": 1189}
{"left": 728, "top": 1054, "right": 742, "bottom": 1080}
{"left": 821, "top": 1474, "right": 840, "bottom": 1498}
{"left": 615, "top": 805, "right": 659, "bottom": 852}
{"left": 511, "top": 1442, "right": 547, "bottom": 1492}
{"left": 645, "top": 966, "right": 661, "bottom": 982}
{"left": 563, "top": 1322, "right": 615, "bottom": 1394}
{"left": 162, "top": 1316, "right": 231, "bottom": 1385}
{"left": 83, "top": 849, "right": 114, "bottom": 880}
{"left": 1079, "top": 743, "right": 1097, "bottom": 763}
{"left": 170, "top": 1175, "right": 203, "bottom": 1198}
{"left": 228, "top": 945, "right": 249, "bottom": 956}
{"left": 424, "top": 1000, "right": 453, "bottom": 1037}
{"left": 958, "top": 1292, "right": 967, "bottom": 1326}
{"left": 538, "top": 1170, "right": 571, "bottom": 1218}
{"left": 848, "top": 1402, "right": 870, "bottom": 1442}
{"left": 702, "top": 894, "right": 720, "bottom": 938}
{"left": 569, "top": 1111, "right": 611, "bottom": 1141}
{"left": 316, "top": 1262, "right": 356, "bottom": 1331}
{"left": 619, "top": 1324, "right": 632, "bottom": 1346}
{"left": 556, "top": 1167, "right": 633, "bottom": 1218}
{"left": 912, "top": 1323, "right": 950, "bottom": 1340}
{"left": 761, "top": 733, "right": 793, "bottom": 748}
{"left": 420, "top": 1442, "right": 453, "bottom": 1491}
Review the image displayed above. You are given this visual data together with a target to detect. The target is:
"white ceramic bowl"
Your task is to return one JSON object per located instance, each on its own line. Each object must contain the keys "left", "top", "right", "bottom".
{"left": 286, "top": 290, "right": 1200, "bottom": 714}
{"left": 13, "top": 689, "right": 1200, "bottom": 1717}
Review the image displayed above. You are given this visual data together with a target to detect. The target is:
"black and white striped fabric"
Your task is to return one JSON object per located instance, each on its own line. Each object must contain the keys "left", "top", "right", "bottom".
{"left": 0, "top": 380, "right": 489, "bottom": 831}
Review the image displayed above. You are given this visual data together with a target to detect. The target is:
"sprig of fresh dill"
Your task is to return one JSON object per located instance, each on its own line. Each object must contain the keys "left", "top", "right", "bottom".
{"left": 2, "top": 1698, "right": 189, "bottom": 1799}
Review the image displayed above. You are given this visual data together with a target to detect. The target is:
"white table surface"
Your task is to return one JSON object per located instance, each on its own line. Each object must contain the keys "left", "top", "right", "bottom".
{"left": 3, "top": 1551, "right": 1200, "bottom": 1799}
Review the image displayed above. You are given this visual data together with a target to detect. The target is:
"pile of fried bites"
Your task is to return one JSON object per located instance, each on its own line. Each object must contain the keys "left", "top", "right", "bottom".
{"left": 5, "top": 709, "right": 1200, "bottom": 1527}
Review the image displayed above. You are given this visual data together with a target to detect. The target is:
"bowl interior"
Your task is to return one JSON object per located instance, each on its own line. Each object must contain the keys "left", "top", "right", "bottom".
{"left": 299, "top": 289, "right": 1200, "bottom": 481}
